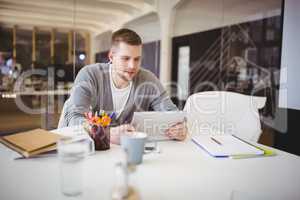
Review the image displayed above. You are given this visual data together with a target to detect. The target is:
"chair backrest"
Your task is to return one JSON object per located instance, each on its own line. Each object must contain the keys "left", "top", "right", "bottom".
{"left": 184, "top": 91, "right": 266, "bottom": 142}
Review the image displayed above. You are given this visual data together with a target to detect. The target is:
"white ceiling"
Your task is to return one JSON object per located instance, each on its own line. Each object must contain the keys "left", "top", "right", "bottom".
{"left": 0, "top": 0, "right": 155, "bottom": 34}
{"left": 0, "top": 0, "right": 282, "bottom": 35}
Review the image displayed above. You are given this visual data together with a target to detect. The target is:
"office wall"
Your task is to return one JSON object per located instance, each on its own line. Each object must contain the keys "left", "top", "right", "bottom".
{"left": 275, "top": 0, "right": 300, "bottom": 156}
{"left": 95, "top": 0, "right": 281, "bottom": 41}
{"left": 141, "top": 41, "right": 160, "bottom": 77}
{"left": 91, "top": 0, "right": 282, "bottom": 86}
{"left": 122, "top": 12, "right": 160, "bottom": 44}
{"left": 174, "top": 0, "right": 281, "bottom": 37}
{"left": 172, "top": 15, "right": 282, "bottom": 115}
{"left": 279, "top": 0, "right": 300, "bottom": 110}
{"left": 93, "top": 12, "right": 160, "bottom": 54}
{"left": 92, "top": 0, "right": 281, "bottom": 68}
{"left": 93, "top": 31, "right": 112, "bottom": 56}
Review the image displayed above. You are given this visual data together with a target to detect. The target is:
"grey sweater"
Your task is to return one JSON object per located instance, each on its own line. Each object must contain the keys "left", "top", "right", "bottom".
{"left": 58, "top": 63, "right": 177, "bottom": 128}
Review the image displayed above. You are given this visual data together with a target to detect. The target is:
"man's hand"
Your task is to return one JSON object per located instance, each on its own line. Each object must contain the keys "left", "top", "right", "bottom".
{"left": 165, "top": 121, "right": 188, "bottom": 141}
{"left": 110, "top": 124, "right": 135, "bottom": 144}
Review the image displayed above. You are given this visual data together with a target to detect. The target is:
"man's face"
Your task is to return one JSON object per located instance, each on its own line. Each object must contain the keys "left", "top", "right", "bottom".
{"left": 110, "top": 42, "right": 142, "bottom": 82}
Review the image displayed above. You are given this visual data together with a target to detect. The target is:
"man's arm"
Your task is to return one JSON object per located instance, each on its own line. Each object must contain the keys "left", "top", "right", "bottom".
{"left": 64, "top": 66, "right": 97, "bottom": 126}
{"left": 146, "top": 73, "right": 178, "bottom": 111}
{"left": 145, "top": 71, "right": 187, "bottom": 141}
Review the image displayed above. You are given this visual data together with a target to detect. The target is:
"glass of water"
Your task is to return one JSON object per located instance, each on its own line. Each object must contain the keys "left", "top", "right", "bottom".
{"left": 57, "top": 135, "right": 94, "bottom": 196}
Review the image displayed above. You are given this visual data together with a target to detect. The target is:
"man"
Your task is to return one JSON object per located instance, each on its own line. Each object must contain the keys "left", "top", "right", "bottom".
{"left": 58, "top": 28, "right": 187, "bottom": 143}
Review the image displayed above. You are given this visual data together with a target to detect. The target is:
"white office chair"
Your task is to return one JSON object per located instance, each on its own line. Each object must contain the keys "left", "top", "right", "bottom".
{"left": 184, "top": 91, "right": 266, "bottom": 142}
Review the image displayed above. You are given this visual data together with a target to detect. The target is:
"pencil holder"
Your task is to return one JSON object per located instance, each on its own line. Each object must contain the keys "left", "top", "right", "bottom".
{"left": 83, "top": 110, "right": 115, "bottom": 151}
{"left": 91, "top": 125, "right": 110, "bottom": 150}
{"left": 83, "top": 123, "right": 110, "bottom": 151}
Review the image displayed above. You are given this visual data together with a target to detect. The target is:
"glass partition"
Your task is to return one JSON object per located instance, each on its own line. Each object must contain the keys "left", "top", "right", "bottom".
{"left": 0, "top": 1, "right": 90, "bottom": 133}
{"left": 172, "top": 0, "right": 284, "bottom": 142}
{"left": 0, "top": 0, "right": 284, "bottom": 136}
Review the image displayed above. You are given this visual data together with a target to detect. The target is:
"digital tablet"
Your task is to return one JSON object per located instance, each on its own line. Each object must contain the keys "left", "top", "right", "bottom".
{"left": 131, "top": 111, "right": 187, "bottom": 141}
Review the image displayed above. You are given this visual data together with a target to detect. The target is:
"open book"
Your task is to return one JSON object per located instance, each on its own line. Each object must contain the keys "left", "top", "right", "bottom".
{"left": 0, "top": 129, "right": 63, "bottom": 158}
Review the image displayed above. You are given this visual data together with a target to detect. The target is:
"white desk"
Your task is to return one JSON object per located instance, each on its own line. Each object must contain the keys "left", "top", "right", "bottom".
{"left": 1, "top": 127, "right": 300, "bottom": 200}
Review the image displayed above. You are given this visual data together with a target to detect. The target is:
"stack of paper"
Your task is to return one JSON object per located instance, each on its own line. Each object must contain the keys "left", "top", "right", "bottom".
{"left": 192, "top": 134, "right": 272, "bottom": 158}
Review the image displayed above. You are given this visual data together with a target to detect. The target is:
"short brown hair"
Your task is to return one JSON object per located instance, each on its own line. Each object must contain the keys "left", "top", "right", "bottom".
{"left": 111, "top": 28, "right": 142, "bottom": 47}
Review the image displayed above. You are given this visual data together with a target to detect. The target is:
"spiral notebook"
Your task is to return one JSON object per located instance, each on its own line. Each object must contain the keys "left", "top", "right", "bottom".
{"left": 192, "top": 134, "right": 264, "bottom": 158}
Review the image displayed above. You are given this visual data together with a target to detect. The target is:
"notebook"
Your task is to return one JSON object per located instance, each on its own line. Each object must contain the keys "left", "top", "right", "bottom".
{"left": 0, "top": 129, "right": 63, "bottom": 158}
{"left": 192, "top": 134, "right": 264, "bottom": 157}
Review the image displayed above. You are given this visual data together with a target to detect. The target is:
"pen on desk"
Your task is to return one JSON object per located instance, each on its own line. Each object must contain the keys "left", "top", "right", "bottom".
{"left": 14, "top": 153, "right": 57, "bottom": 160}
{"left": 210, "top": 137, "right": 222, "bottom": 145}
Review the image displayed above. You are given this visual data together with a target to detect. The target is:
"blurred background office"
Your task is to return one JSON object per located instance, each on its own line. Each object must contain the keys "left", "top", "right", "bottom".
{"left": 0, "top": 0, "right": 298, "bottom": 155}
